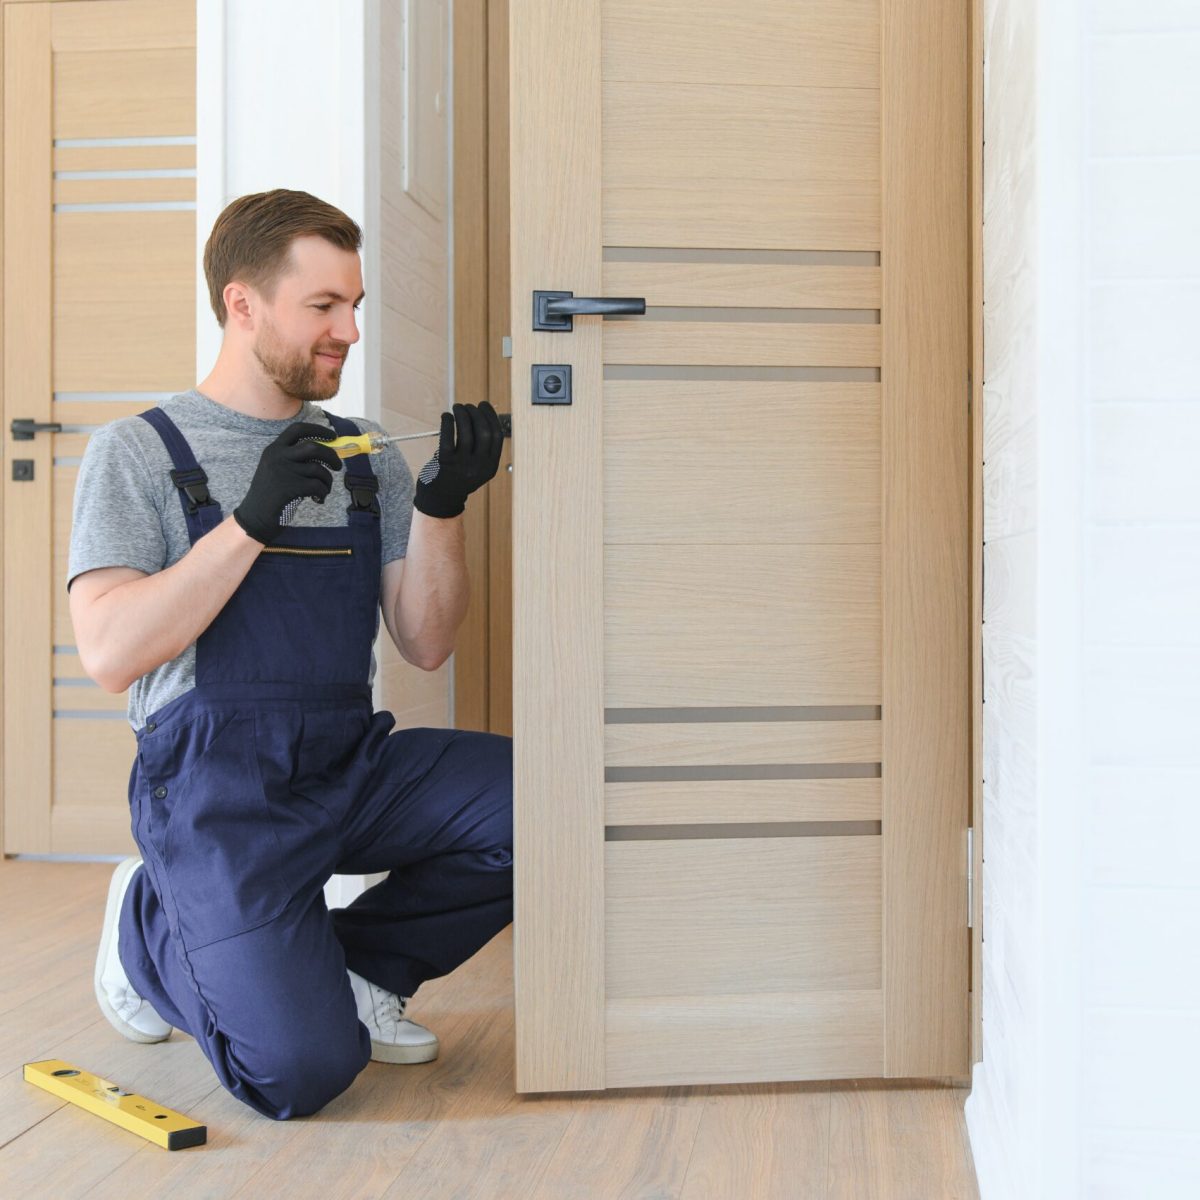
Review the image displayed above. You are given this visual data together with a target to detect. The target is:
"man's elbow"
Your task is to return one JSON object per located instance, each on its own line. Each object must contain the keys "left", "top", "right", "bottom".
{"left": 78, "top": 644, "right": 131, "bottom": 694}
{"left": 403, "top": 640, "right": 451, "bottom": 672}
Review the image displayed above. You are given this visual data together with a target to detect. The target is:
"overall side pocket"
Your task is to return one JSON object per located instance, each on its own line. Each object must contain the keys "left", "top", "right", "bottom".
{"left": 146, "top": 712, "right": 292, "bottom": 952}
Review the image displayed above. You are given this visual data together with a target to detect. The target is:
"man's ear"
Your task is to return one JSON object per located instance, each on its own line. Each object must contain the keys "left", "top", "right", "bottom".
{"left": 223, "top": 281, "right": 258, "bottom": 331}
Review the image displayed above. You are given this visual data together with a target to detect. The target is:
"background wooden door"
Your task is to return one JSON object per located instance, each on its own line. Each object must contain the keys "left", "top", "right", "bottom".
{"left": 509, "top": 0, "right": 970, "bottom": 1092}
{"left": 2, "top": 0, "right": 195, "bottom": 854}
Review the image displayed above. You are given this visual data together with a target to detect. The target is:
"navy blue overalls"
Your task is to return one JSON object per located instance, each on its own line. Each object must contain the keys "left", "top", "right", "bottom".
{"left": 116, "top": 405, "right": 513, "bottom": 1119}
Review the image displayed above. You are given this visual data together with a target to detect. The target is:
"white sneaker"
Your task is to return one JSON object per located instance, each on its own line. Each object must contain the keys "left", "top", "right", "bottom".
{"left": 347, "top": 968, "right": 439, "bottom": 1064}
{"left": 94, "top": 857, "right": 172, "bottom": 1044}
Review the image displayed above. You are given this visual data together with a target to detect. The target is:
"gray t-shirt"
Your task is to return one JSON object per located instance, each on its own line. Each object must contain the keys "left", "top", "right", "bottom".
{"left": 67, "top": 388, "right": 415, "bottom": 729}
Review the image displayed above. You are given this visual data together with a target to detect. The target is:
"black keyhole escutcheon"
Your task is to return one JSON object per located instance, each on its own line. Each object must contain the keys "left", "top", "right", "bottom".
{"left": 532, "top": 364, "right": 572, "bottom": 405}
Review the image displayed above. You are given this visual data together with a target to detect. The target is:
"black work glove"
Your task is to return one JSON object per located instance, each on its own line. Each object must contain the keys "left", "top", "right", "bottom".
{"left": 233, "top": 421, "right": 344, "bottom": 545}
{"left": 413, "top": 401, "right": 504, "bottom": 519}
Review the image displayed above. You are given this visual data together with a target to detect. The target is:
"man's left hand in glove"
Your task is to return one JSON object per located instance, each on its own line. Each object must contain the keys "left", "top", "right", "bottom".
{"left": 413, "top": 401, "right": 505, "bottom": 519}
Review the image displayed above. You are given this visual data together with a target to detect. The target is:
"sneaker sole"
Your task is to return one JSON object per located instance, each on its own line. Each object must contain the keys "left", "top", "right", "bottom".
{"left": 94, "top": 857, "right": 171, "bottom": 1045}
{"left": 369, "top": 1038, "right": 439, "bottom": 1065}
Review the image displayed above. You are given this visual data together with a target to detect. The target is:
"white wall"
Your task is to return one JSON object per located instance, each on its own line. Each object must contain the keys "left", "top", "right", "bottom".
{"left": 965, "top": 0, "right": 1048, "bottom": 1192}
{"left": 966, "top": 1, "right": 1200, "bottom": 1196}
{"left": 1079, "top": 0, "right": 1200, "bottom": 1189}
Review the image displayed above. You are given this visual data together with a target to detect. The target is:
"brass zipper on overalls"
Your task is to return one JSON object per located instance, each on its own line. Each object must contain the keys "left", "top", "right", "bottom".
{"left": 260, "top": 546, "right": 354, "bottom": 557}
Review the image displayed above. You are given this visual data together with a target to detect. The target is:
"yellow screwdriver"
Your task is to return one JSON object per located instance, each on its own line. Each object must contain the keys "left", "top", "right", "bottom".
{"left": 315, "top": 413, "right": 511, "bottom": 459}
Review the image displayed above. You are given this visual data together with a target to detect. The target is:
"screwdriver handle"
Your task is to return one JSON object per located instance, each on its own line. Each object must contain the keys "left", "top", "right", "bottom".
{"left": 317, "top": 433, "right": 384, "bottom": 459}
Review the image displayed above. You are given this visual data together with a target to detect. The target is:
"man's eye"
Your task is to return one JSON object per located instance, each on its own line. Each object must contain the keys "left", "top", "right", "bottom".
{"left": 314, "top": 304, "right": 331, "bottom": 311}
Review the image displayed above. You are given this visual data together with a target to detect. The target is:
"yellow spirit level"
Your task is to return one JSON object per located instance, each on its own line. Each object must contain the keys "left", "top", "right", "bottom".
{"left": 23, "top": 1059, "right": 206, "bottom": 1150}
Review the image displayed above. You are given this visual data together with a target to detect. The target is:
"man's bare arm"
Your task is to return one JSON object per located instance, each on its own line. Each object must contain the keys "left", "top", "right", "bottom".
{"left": 379, "top": 509, "right": 470, "bottom": 671}
{"left": 69, "top": 514, "right": 263, "bottom": 693}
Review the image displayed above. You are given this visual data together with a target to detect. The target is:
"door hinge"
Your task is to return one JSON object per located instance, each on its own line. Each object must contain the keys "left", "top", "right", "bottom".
{"left": 981, "top": 543, "right": 986, "bottom": 704}
{"left": 967, "top": 827, "right": 975, "bottom": 928}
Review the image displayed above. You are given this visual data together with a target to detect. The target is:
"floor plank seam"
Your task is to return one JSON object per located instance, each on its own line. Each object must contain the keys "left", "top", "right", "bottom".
{"left": 673, "top": 1090, "right": 710, "bottom": 1199}
{"left": 515, "top": 1101, "right": 578, "bottom": 1200}
{"left": 0, "top": 1100, "right": 69, "bottom": 1153}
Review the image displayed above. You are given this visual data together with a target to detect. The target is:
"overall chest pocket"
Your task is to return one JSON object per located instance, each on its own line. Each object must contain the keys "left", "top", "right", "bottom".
{"left": 139, "top": 712, "right": 293, "bottom": 952}
{"left": 258, "top": 544, "right": 354, "bottom": 560}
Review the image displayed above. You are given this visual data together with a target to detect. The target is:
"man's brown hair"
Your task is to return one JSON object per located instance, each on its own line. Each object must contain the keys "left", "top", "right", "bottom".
{"left": 203, "top": 188, "right": 363, "bottom": 326}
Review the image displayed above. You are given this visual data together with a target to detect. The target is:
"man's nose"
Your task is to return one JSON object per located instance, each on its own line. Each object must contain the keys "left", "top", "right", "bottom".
{"left": 333, "top": 311, "right": 360, "bottom": 346}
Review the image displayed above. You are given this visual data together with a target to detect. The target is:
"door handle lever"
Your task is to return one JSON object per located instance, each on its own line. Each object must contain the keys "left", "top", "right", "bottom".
{"left": 10, "top": 419, "right": 63, "bottom": 441}
{"left": 533, "top": 290, "right": 646, "bottom": 331}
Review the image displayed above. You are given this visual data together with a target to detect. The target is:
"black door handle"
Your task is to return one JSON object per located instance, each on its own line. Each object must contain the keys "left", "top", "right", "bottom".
{"left": 533, "top": 290, "right": 647, "bottom": 331}
{"left": 11, "top": 419, "right": 63, "bottom": 441}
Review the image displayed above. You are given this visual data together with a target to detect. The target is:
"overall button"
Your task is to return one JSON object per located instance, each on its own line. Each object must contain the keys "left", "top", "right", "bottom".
{"left": 146, "top": 722, "right": 157, "bottom": 733}
{"left": 153, "top": 786, "right": 168, "bottom": 799}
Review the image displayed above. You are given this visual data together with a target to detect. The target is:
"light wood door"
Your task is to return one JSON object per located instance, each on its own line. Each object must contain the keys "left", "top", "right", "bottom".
{"left": 509, "top": 0, "right": 969, "bottom": 1091}
{"left": 2, "top": 0, "right": 195, "bottom": 854}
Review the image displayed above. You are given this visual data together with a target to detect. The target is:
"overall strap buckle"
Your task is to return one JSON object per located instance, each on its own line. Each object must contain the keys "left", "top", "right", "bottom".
{"left": 169, "top": 466, "right": 215, "bottom": 514}
{"left": 345, "top": 474, "right": 380, "bottom": 516}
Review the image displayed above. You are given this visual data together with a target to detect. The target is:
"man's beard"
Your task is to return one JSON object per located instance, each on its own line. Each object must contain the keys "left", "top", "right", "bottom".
{"left": 252, "top": 319, "right": 343, "bottom": 404}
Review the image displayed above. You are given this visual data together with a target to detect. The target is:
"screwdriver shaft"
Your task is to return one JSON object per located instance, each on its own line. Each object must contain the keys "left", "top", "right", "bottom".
{"left": 383, "top": 430, "right": 440, "bottom": 442}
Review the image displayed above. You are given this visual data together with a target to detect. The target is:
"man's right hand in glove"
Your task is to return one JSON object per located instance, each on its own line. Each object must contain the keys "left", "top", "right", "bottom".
{"left": 233, "top": 421, "right": 344, "bottom": 546}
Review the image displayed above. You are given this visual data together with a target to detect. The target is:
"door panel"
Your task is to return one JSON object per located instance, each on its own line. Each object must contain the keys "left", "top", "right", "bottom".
{"left": 605, "top": 778, "right": 881, "bottom": 826}
{"left": 602, "top": 79, "right": 879, "bottom": 250}
{"left": 603, "top": 320, "right": 880, "bottom": 367}
{"left": 605, "top": 991, "right": 883, "bottom": 1089}
{"left": 510, "top": 0, "right": 968, "bottom": 1091}
{"left": 603, "top": 259, "right": 882, "bottom": 308}
{"left": 3, "top": 0, "right": 196, "bottom": 854}
{"left": 54, "top": 212, "right": 194, "bottom": 390}
{"left": 53, "top": 46, "right": 192, "bottom": 136}
{"left": 601, "top": 0, "right": 879, "bottom": 89}
{"left": 605, "top": 382, "right": 881, "bottom": 544}
{"left": 605, "top": 837, "right": 881, "bottom": 998}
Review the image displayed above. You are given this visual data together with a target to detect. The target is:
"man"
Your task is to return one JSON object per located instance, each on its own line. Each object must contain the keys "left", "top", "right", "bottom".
{"left": 67, "top": 188, "right": 513, "bottom": 1120}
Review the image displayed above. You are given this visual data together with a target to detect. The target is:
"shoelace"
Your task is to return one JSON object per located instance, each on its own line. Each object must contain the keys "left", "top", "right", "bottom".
{"left": 372, "top": 983, "right": 409, "bottom": 1027}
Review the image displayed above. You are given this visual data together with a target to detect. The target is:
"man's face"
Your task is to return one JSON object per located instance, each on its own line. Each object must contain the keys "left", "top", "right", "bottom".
{"left": 249, "top": 235, "right": 363, "bottom": 403}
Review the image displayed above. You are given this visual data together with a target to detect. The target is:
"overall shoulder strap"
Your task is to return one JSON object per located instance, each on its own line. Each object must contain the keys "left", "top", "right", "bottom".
{"left": 321, "top": 410, "right": 380, "bottom": 517}
{"left": 137, "top": 407, "right": 223, "bottom": 542}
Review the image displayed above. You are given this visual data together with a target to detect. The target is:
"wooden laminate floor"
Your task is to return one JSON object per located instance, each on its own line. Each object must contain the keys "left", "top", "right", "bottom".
{"left": 0, "top": 860, "right": 979, "bottom": 1198}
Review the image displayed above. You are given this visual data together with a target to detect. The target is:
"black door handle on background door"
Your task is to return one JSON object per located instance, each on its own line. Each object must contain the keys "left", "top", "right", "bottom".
{"left": 532, "top": 290, "right": 646, "bottom": 331}
{"left": 9, "top": 419, "right": 61, "bottom": 482}
{"left": 10, "top": 419, "right": 63, "bottom": 440}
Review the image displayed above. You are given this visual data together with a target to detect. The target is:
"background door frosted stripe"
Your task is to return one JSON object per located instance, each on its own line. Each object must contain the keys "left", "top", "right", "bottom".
{"left": 54, "top": 392, "right": 177, "bottom": 401}
{"left": 53, "top": 201, "right": 196, "bottom": 212}
{"left": 54, "top": 168, "right": 195, "bottom": 180}
{"left": 606, "top": 821, "right": 882, "bottom": 839}
{"left": 53, "top": 136, "right": 196, "bottom": 147}
{"left": 52, "top": 711, "right": 127, "bottom": 721}
{"left": 12, "top": 854, "right": 129, "bottom": 863}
